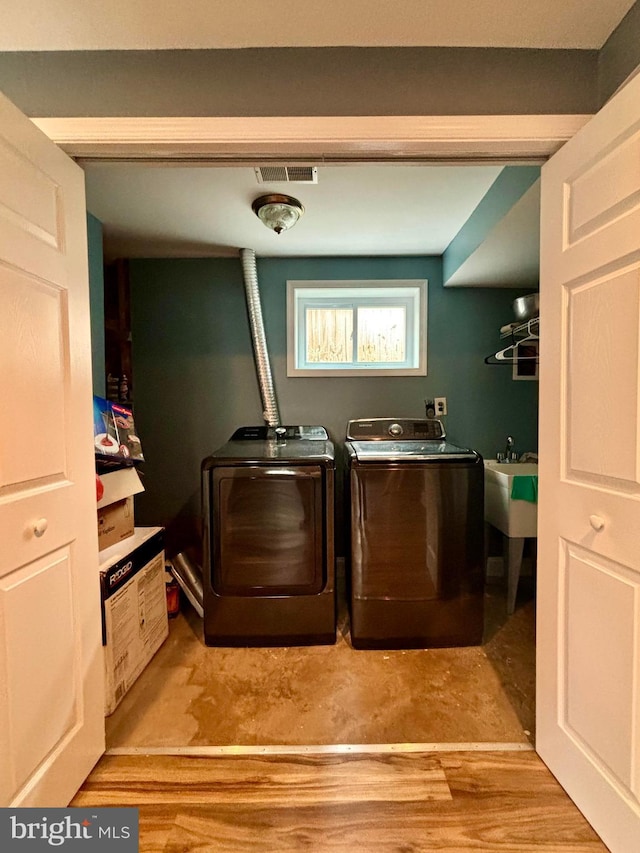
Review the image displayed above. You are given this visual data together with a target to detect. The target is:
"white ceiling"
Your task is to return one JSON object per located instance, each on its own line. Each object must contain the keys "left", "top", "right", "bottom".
{"left": 33, "top": 1, "right": 630, "bottom": 277}
{"left": 83, "top": 162, "right": 504, "bottom": 261}
{"left": 0, "top": 0, "right": 634, "bottom": 51}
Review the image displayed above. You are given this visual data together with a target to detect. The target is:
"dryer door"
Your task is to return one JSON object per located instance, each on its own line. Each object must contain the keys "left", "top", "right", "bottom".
{"left": 212, "top": 464, "right": 325, "bottom": 596}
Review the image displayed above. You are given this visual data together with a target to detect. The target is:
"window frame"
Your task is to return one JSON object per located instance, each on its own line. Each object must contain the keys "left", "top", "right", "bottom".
{"left": 286, "top": 279, "right": 428, "bottom": 377}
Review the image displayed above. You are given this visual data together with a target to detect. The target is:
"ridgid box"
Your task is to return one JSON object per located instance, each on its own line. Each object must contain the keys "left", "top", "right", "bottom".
{"left": 99, "top": 526, "right": 168, "bottom": 715}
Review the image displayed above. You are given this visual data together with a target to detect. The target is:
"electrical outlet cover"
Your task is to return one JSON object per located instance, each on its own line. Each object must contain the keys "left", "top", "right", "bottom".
{"left": 434, "top": 397, "right": 447, "bottom": 416}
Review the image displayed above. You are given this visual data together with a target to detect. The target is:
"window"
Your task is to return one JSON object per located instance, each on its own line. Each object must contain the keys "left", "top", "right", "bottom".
{"left": 512, "top": 339, "right": 539, "bottom": 381}
{"left": 287, "top": 280, "right": 427, "bottom": 377}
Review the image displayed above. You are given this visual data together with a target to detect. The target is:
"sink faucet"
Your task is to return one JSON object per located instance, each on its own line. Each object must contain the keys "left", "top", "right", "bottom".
{"left": 505, "top": 435, "right": 514, "bottom": 462}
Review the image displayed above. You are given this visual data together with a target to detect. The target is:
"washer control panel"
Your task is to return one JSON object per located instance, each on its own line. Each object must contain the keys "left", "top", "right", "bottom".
{"left": 346, "top": 418, "right": 445, "bottom": 441}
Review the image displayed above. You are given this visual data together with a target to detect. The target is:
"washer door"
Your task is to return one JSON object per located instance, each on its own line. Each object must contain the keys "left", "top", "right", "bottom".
{"left": 212, "top": 464, "right": 325, "bottom": 596}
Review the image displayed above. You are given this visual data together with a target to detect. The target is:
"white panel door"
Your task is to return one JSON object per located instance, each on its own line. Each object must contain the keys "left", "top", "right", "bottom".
{"left": 0, "top": 90, "right": 104, "bottom": 806}
{"left": 538, "top": 71, "right": 640, "bottom": 851}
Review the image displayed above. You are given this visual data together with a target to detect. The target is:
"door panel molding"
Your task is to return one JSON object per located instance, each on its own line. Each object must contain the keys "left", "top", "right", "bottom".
{"left": 0, "top": 550, "right": 80, "bottom": 797}
{"left": 564, "top": 264, "right": 640, "bottom": 488}
{"left": 559, "top": 542, "right": 639, "bottom": 795}
{"left": 565, "top": 120, "right": 640, "bottom": 246}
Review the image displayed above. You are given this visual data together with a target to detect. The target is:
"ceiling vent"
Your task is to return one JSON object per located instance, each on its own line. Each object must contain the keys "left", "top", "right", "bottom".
{"left": 254, "top": 166, "right": 318, "bottom": 184}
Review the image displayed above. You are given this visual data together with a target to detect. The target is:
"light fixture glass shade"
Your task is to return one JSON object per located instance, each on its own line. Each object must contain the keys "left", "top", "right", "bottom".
{"left": 252, "top": 194, "right": 304, "bottom": 234}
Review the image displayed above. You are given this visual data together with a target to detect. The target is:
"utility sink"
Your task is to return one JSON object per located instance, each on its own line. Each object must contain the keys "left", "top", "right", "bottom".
{"left": 484, "top": 460, "right": 538, "bottom": 538}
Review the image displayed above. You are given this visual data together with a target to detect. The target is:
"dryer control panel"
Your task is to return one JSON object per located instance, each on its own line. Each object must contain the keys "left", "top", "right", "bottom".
{"left": 231, "top": 425, "right": 329, "bottom": 441}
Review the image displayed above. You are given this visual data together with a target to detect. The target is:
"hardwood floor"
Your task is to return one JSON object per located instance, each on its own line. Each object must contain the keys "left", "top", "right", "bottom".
{"left": 72, "top": 750, "right": 609, "bottom": 852}
{"left": 84, "top": 584, "right": 580, "bottom": 850}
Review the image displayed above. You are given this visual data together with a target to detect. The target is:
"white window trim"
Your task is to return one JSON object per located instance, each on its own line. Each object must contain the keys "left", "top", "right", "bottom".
{"left": 287, "top": 279, "right": 427, "bottom": 377}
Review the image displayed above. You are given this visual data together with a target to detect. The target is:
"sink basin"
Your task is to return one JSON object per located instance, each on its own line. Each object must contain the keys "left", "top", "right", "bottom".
{"left": 484, "top": 460, "right": 538, "bottom": 538}
{"left": 484, "top": 461, "right": 539, "bottom": 477}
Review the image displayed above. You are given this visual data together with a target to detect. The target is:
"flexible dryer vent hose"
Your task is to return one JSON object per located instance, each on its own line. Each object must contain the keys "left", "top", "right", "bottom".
{"left": 240, "top": 248, "right": 281, "bottom": 428}
{"left": 171, "top": 553, "right": 204, "bottom": 618}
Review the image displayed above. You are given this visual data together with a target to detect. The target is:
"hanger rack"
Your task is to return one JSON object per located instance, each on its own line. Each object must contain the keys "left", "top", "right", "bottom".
{"left": 500, "top": 316, "right": 539, "bottom": 340}
{"left": 485, "top": 316, "right": 539, "bottom": 365}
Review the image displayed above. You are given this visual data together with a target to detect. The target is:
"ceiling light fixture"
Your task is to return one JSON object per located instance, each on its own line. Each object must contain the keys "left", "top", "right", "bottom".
{"left": 252, "top": 193, "right": 304, "bottom": 235}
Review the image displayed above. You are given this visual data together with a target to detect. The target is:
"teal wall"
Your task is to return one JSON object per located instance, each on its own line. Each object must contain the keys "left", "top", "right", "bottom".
{"left": 87, "top": 212, "right": 105, "bottom": 396}
{"left": 129, "top": 256, "right": 538, "bottom": 556}
{"left": 443, "top": 166, "right": 541, "bottom": 284}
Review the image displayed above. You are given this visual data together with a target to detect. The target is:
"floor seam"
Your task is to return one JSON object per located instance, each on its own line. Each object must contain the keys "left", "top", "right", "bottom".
{"left": 106, "top": 741, "right": 535, "bottom": 757}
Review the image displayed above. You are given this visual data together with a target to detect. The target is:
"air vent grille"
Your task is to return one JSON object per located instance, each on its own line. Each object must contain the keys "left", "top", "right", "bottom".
{"left": 285, "top": 166, "right": 316, "bottom": 182}
{"left": 255, "top": 166, "right": 318, "bottom": 184}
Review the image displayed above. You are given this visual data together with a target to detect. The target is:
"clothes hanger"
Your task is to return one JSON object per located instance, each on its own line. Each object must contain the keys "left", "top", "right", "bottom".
{"left": 484, "top": 334, "right": 539, "bottom": 365}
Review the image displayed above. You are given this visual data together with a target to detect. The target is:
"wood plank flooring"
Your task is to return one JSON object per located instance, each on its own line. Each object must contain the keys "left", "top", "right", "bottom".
{"left": 72, "top": 750, "right": 609, "bottom": 852}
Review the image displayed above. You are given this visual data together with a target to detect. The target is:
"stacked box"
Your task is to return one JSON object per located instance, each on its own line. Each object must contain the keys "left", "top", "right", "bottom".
{"left": 97, "top": 467, "right": 145, "bottom": 551}
{"left": 99, "top": 527, "right": 168, "bottom": 715}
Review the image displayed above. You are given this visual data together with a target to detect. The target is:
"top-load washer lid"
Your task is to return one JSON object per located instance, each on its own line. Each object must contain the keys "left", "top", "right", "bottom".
{"left": 208, "top": 425, "right": 335, "bottom": 464}
{"left": 348, "top": 440, "right": 478, "bottom": 462}
{"left": 345, "top": 418, "right": 480, "bottom": 462}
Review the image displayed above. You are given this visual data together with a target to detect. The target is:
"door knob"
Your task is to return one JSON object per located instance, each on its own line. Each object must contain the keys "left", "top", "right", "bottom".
{"left": 33, "top": 518, "right": 48, "bottom": 537}
{"left": 589, "top": 515, "right": 605, "bottom": 532}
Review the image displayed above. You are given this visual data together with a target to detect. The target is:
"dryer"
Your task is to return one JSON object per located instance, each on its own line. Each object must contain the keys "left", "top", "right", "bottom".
{"left": 202, "top": 425, "right": 336, "bottom": 646}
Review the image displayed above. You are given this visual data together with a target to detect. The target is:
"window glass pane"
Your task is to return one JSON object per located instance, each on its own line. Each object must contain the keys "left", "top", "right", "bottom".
{"left": 288, "top": 280, "right": 426, "bottom": 376}
{"left": 356, "top": 306, "right": 406, "bottom": 363}
{"left": 305, "top": 308, "right": 354, "bottom": 363}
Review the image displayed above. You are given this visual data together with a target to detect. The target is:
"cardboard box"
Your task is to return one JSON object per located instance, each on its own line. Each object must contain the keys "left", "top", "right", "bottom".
{"left": 97, "top": 467, "right": 145, "bottom": 551}
{"left": 99, "top": 527, "right": 168, "bottom": 715}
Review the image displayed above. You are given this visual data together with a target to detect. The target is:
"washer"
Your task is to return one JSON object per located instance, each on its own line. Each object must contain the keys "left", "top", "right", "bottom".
{"left": 346, "top": 418, "right": 484, "bottom": 649}
{"left": 201, "top": 425, "right": 336, "bottom": 646}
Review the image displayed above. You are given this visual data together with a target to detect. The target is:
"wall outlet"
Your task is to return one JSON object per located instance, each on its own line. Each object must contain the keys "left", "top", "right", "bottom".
{"left": 434, "top": 396, "right": 447, "bottom": 416}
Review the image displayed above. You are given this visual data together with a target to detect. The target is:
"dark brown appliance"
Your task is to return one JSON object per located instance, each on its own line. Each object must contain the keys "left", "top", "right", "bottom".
{"left": 202, "top": 425, "right": 336, "bottom": 646}
{"left": 346, "top": 418, "right": 484, "bottom": 649}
